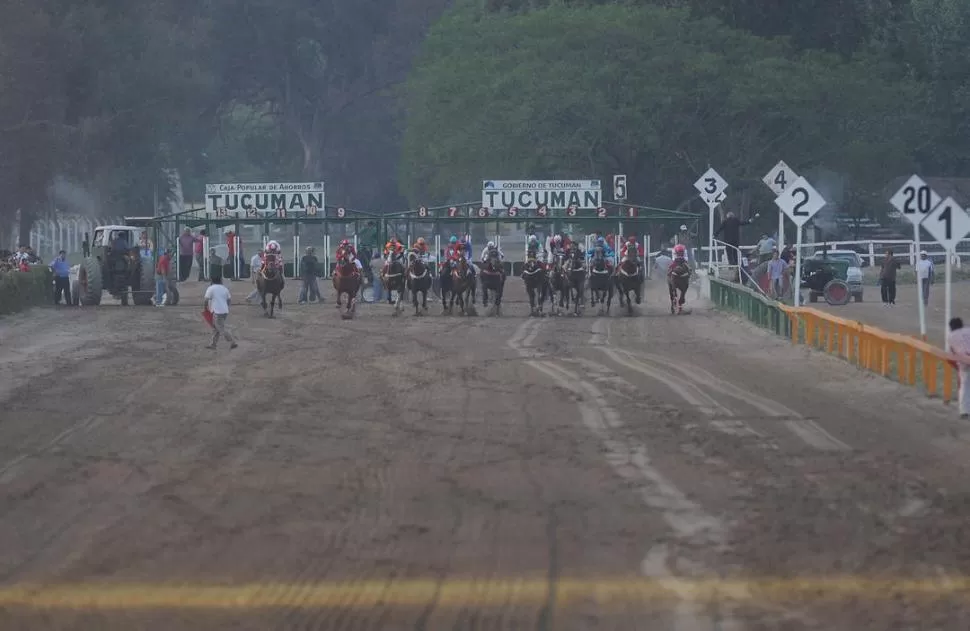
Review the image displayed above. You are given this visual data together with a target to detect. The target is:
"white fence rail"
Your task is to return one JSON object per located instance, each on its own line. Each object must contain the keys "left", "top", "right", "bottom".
{"left": 693, "top": 239, "right": 966, "bottom": 268}
{"left": 7, "top": 215, "right": 124, "bottom": 260}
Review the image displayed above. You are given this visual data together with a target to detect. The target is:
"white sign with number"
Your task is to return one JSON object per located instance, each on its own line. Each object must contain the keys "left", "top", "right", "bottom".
{"left": 204, "top": 182, "right": 325, "bottom": 217}
{"left": 922, "top": 197, "right": 970, "bottom": 253}
{"left": 694, "top": 168, "right": 728, "bottom": 206}
{"left": 889, "top": 174, "right": 941, "bottom": 226}
{"left": 613, "top": 174, "right": 627, "bottom": 201}
{"left": 482, "top": 180, "right": 601, "bottom": 209}
{"left": 763, "top": 161, "right": 798, "bottom": 196}
{"left": 774, "top": 176, "right": 826, "bottom": 227}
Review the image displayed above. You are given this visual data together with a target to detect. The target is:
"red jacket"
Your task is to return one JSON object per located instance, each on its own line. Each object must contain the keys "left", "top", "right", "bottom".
{"left": 155, "top": 253, "right": 170, "bottom": 276}
{"left": 621, "top": 241, "right": 644, "bottom": 258}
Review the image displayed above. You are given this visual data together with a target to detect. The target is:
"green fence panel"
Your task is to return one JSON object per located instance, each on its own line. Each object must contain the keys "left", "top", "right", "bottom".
{"left": 710, "top": 277, "right": 790, "bottom": 338}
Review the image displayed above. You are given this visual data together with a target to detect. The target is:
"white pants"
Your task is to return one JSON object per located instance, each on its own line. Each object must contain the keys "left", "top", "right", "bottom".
{"left": 960, "top": 368, "right": 970, "bottom": 415}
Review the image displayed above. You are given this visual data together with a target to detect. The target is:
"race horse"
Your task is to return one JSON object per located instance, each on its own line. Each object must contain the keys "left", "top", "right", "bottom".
{"left": 332, "top": 252, "right": 361, "bottom": 319}
{"left": 587, "top": 249, "right": 614, "bottom": 315}
{"left": 564, "top": 247, "right": 587, "bottom": 316}
{"left": 448, "top": 257, "right": 477, "bottom": 316}
{"left": 668, "top": 257, "right": 691, "bottom": 314}
{"left": 256, "top": 254, "right": 285, "bottom": 318}
{"left": 382, "top": 251, "right": 408, "bottom": 315}
{"left": 548, "top": 252, "right": 570, "bottom": 315}
{"left": 614, "top": 249, "right": 643, "bottom": 316}
{"left": 406, "top": 252, "right": 433, "bottom": 316}
{"left": 479, "top": 250, "right": 506, "bottom": 316}
{"left": 521, "top": 255, "right": 548, "bottom": 317}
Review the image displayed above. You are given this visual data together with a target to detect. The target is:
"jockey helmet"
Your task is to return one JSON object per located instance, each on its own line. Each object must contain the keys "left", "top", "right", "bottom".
{"left": 417, "top": 237, "right": 426, "bottom": 245}
{"left": 341, "top": 239, "right": 350, "bottom": 246}
{"left": 267, "top": 240, "right": 280, "bottom": 252}
{"left": 487, "top": 241, "right": 495, "bottom": 248}
{"left": 528, "top": 235, "right": 537, "bottom": 243}
{"left": 628, "top": 235, "right": 636, "bottom": 242}
{"left": 553, "top": 235, "right": 562, "bottom": 244}
{"left": 449, "top": 236, "right": 458, "bottom": 244}
{"left": 680, "top": 224, "right": 688, "bottom": 231}
{"left": 674, "top": 244, "right": 687, "bottom": 256}
{"left": 597, "top": 235, "right": 605, "bottom": 244}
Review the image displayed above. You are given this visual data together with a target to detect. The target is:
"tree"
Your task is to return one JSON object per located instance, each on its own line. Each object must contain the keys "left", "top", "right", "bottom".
{"left": 400, "top": 2, "right": 927, "bottom": 218}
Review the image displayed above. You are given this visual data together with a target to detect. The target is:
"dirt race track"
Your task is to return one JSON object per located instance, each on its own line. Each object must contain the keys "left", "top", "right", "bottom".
{"left": 811, "top": 279, "right": 970, "bottom": 347}
{"left": 3, "top": 276, "right": 970, "bottom": 630}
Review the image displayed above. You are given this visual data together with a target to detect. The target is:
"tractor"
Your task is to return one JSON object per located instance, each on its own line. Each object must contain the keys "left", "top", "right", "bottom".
{"left": 74, "top": 225, "right": 155, "bottom": 306}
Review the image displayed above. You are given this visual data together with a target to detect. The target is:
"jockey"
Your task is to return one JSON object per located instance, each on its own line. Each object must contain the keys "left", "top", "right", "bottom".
{"left": 261, "top": 240, "right": 284, "bottom": 272}
{"left": 619, "top": 236, "right": 644, "bottom": 261}
{"left": 336, "top": 239, "right": 362, "bottom": 272}
{"left": 587, "top": 237, "right": 614, "bottom": 269}
{"left": 668, "top": 244, "right": 691, "bottom": 312}
{"left": 480, "top": 240, "right": 505, "bottom": 264}
{"left": 411, "top": 237, "right": 429, "bottom": 262}
{"left": 441, "top": 235, "right": 460, "bottom": 273}
{"left": 525, "top": 234, "right": 545, "bottom": 263}
{"left": 447, "top": 239, "right": 466, "bottom": 269}
{"left": 545, "top": 234, "right": 568, "bottom": 265}
{"left": 384, "top": 237, "right": 403, "bottom": 262}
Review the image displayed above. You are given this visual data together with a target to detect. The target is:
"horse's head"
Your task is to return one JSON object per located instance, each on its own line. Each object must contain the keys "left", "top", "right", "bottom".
{"left": 410, "top": 253, "right": 426, "bottom": 274}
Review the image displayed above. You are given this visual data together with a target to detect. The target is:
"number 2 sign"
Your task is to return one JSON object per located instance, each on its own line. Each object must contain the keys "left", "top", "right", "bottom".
{"left": 774, "top": 176, "right": 825, "bottom": 227}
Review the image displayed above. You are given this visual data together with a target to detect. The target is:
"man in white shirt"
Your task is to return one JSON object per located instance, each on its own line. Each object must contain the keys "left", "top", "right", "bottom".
{"left": 246, "top": 250, "right": 263, "bottom": 303}
{"left": 948, "top": 317, "right": 970, "bottom": 418}
{"left": 916, "top": 250, "right": 934, "bottom": 307}
{"left": 203, "top": 277, "right": 238, "bottom": 350}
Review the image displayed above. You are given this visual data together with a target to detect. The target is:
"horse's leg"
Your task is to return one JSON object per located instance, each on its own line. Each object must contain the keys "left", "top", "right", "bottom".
{"left": 260, "top": 291, "right": 269, "bottom": 317}
{"left": 412, "top": 287, "right": 420, "bottom": 316}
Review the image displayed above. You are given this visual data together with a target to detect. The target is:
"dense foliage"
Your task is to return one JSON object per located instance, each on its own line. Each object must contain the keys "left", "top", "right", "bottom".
{"left": 400, "top": 0, "right": 969, "bottom": 230}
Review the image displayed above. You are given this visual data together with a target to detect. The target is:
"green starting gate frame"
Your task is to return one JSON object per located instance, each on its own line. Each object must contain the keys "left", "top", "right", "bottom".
{"left": 381, "top": 200, "right": 703, "bottom": 275}
{"left": 144, "top": 205, "right": 380, "bottom": 279}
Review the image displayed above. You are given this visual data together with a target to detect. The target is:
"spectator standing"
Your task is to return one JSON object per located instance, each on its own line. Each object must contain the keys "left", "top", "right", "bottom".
{"left": 756, "top": 233, "right": 777, "bottom": 264}
{"left": 879, "top": 249, "right": 901, "bottom": 306}
{"left": 81, "top": 233, "right": 90, "bottom": 258}
{"left": 49, "top": 250, "right": 71, "bottom": 305}
{"left": 370, "top": 251, "right": 384, "bottom": 302}
{"left": 225, "top": 230, "right": 237, "bottom": 279}
{"left": 165, "top": 247, "right": 179, "bottom": 305}
{"left": 767, "top": 249, "right": 790, "bottom": 299}
{"left": 246, "top": 249, "right": 262, "bottom": 303}
{"left": 195, "top": 230, "right": 206, "bottom": 281}
{"left": 154, "top": 249, "right": 171, "bottom": 307}
{"left": 208, "top": 247, "right": 223, "bottom": 282}
{"left": 916, "top": 250, "right": 934, "bottom": 307}
{"left": 714, "top": 212, "right": 758, "bottom": 266}
{"left": 177, "top": 228, "right": 197, "bottom": 281}
{"left": 947, "top": 317, "right": 970, "bottom": 419}
{"left": 298, "top": 247, "right": 322, "bottom": 304}
{"left": 203, "top": 277, "right": 237, "bottom": 350}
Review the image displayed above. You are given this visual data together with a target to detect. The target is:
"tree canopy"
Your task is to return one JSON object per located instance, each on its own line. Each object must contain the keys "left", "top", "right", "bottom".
{"left": 400, "top": 2, "right": 932, "bottom": 222}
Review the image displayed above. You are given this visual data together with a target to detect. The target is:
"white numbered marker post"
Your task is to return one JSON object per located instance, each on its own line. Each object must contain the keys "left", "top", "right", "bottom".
{"left": 763, "top": 161, "right": 798, "bottom": 250}
{"left": 613, "top": 174, "right": 627, "bottom": 201}
{"left": 889, "top": 174, "right": 941, "bottom": 339}
{"left": 774, "top": 176, "right": 826, "bottom": 307}
{"left": 694, "top": 167, "right": 728, "bottom": 269}
{"left": 921, "top": 197, "right": 970, "bottom": 348}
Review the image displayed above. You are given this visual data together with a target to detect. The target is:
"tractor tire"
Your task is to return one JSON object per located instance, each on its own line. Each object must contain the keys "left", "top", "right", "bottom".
{"left": 78, "top": 258, "right": 103, "bottom": 306}
{"left": 132, "top": 257, "right": 155, "bottom": 306}
{"left": 823, "top": 279, "right": 851, "bottom": 306}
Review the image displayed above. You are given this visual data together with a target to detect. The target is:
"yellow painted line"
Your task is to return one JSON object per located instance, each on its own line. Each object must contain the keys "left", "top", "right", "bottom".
{"left": 0, "top": 577, "right": 969, "bottom": 610}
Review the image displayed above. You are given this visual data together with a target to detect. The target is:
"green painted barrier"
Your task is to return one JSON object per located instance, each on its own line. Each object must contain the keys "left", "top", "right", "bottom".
{"left": 710, "top": 277, "right": 790, "bottom": 338}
